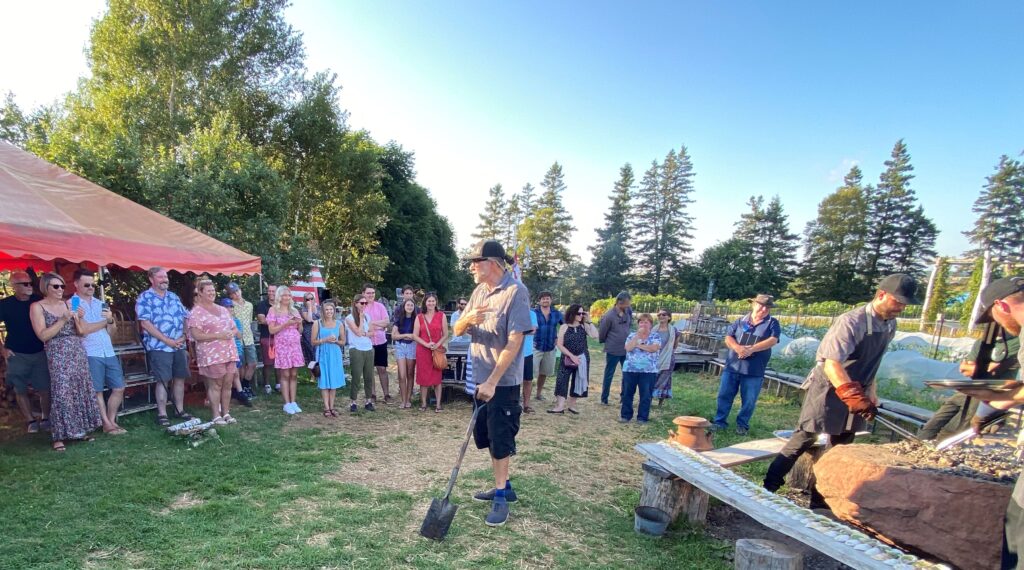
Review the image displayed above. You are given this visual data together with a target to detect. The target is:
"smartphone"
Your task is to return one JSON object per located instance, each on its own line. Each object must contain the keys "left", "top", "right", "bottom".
{"left": 101, "top": 301, "right": 109, "bottom": 311}
{"left": 71, "top": 297, "right": 80, "bottom": 312}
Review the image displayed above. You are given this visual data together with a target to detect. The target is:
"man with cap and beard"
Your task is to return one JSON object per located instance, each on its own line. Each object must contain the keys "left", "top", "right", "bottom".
{"left": 948, "top": 277, "right": 1024, "bottom": 568}
{"left": 454, "top": 239, "right": 531, "bottom": 528}
{"left": 763, "top": 273, "right": 920, "bottom": 510}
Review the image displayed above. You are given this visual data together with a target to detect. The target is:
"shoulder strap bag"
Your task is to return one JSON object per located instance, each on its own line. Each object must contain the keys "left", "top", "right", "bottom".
{"left": 421, "top": 313, "right": 448, "bottom": 370}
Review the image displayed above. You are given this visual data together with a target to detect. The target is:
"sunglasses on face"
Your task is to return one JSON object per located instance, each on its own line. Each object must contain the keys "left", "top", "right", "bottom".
{"left": 51, "top": 283, "right": 65, "bottom": 290}
{"left": 358, "top": 301, "right": 368, "bottom": 306}
{"left": 81, "top": 283, "right": 96, "bottom": 289}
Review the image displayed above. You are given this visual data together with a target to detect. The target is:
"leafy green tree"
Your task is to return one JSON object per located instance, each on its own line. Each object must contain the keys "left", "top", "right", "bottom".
{"left": 792, "top": 166, "right": 870, "bottom": 303}
{"left": 586, "top": 163, "right": 635, "bottom": 297}
{"left": 0, "top": 92, "right": 28, "bottom": 145}
{"left": 632, "top": 146, "right": 696, "bottom": 294}
{"left": 473, "top": 183, "right": 506, "bottom": 241}
{"left": 519, "top": 162, "right": 575, "bottom": 287}
{"left": 860, "top": 140, "right": 939, "bottom": 286}
{"left": 696, "top": 239, "right": 757, "bottom": 300}
{"left": 964, "top": 155, "right": 1024, "bottom": 262}
{"left": 733, "top": 195, "right": 798, "bottom": 296}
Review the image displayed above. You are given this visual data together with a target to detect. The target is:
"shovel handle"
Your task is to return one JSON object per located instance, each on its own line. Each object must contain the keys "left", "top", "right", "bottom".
{"left": 441, "top": 405, "right": 484, "bottom": 501}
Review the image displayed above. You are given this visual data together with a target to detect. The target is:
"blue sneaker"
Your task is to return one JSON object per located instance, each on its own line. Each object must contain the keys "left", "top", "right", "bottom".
{"left": 485, "top": 498, "right": 509, "bottom": 527}
{"left": 474, "top": 488, "right": 518, "bottom": 503}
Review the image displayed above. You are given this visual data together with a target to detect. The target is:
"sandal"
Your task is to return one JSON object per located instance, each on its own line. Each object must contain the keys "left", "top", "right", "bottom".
{"left": 156, "top": 415, "right": 170, "bottom": 426}
{"left": 419, "top": 406, "right": 427, "bottom": 412}
{"left": 223, "top": 414, "right": 237, "bottom": 424}
{"left": 323, "top": 410, "right": 332, "bottom": 418}
{"left": 52, "top": 441, "right": 65, "bottom": 452}
{"left": 329, "top": 409, "right": 338, "bottom": 417}
{"left": 546, "top": 409, "right": 564, "bottom": 414}
{"left": 104, "top": 426, "right": 128, "bottom": 435}
{"left": 567, "top": 408, "right": 580, "bottom": 415}
{"left": 172, "top": 407, "right": 193, "bottom": 420}
{"left": 435, "top": 407, "right": 442, "bottom": 413}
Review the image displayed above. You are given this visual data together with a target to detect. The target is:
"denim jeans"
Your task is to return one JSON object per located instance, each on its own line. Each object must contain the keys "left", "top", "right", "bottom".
{"left": 712, "top": 369, "right": 764, "bottom": 430}
{"left": 601, "top": 353, "right": 627, "bottom": 404}
{"left": 620, "top": 371, "right": 656, "bottom": 422}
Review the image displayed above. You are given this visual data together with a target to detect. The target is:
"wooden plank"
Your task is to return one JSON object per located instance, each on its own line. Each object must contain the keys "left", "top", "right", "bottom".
{"left": 635, "top": 441, "right": 927, "bottom": 570}
{"left": 700, "top": 438, "right": 786, "bottom": 468}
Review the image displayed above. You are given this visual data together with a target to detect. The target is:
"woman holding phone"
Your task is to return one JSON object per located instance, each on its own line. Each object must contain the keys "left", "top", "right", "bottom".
{"left": 267, "top": 285, "right": 304, "bottom": 414}
{"left": 30, "top": 272, "right": 102, "bottom": 451}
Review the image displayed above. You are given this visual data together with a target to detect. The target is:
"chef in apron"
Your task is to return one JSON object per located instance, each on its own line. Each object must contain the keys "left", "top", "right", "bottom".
{"left": 763, "top": 274, "right": 920, "bottom": 509}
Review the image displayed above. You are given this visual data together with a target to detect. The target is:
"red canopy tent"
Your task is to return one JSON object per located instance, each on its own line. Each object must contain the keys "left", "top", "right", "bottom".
{"left": 0, "top": 141, "right": 261, "bottom": 275}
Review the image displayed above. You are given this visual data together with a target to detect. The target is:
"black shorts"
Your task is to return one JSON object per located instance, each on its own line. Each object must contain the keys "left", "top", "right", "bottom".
{"left": 474, "top": 385, "right": 522, "bottom": 460}
{"left": 373, "top": 343, "right": 388, "bottom": 367}
{"left": 522, "top": 354, "right": 534, "bottom": 381}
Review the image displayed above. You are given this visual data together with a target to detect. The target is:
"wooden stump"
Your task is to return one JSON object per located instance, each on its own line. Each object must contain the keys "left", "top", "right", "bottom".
{"left": 640, "top": 460, "right": 709, "bottom": 525}
{"left": 734, "top": 538, "right": 803, "bottom": 570}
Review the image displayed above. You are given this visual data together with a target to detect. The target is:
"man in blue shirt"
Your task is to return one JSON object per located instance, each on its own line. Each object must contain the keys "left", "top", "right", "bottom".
{"left": 72, "top": 269, "right": 127, "bottom": 435}
{"left": 531, "top": 291, "right": 563, "bottom": 403}
{"left": 712, "top": 294, "right": 781, "bottom": 435}
{"left": 135, "top": 267, "right": 192, "bottom": 426}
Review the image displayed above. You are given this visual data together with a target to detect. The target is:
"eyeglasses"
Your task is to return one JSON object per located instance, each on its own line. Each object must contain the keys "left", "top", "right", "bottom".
{"left": 304, "top": 297, "right": 313, "bottom": 301}
{"left": 50, "top": 283, "right": 65, "bottom": 290}
{"left": 658, "top": 313, "right": 669, "bottom": 317}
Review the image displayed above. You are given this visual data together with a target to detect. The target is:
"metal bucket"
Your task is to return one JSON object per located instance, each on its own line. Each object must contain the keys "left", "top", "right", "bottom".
{"left": 634, "top": 506, "right": 671, "bottom": 537}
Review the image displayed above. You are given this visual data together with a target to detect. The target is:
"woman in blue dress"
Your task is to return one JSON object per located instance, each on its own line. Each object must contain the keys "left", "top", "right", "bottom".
{"left": 312, "top": 299, "right": 347, "bottom": 417}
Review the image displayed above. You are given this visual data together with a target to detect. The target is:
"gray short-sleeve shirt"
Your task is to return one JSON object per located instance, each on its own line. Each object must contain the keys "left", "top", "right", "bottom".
{"left": 466, "top": 271, "right": 532, "bottom": 387}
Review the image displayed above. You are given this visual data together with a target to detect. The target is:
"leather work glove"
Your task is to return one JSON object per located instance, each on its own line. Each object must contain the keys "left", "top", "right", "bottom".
{"left": 835, "top": 382, "right": 878, "bottom": 420}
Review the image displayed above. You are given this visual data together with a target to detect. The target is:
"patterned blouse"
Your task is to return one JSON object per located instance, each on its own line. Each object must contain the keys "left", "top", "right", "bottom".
{"left": 187, "top": 304, "right": 238, "bottom": 367}
{"left": 622, "top": 332, "right": 661, "bottom": 374}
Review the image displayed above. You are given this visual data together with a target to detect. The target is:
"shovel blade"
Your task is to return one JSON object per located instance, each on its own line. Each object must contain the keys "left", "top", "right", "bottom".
{"left": 419, "top": 497, "right": 459, "bottom": 541}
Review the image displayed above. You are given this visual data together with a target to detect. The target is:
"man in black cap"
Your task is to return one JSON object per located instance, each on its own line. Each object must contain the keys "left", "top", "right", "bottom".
{"left": 947, "top": 276, "right": 1024, "bottom": 568}
{"left": 453, "top": 239, "right": 531, "bottom": 527}
{"left": 763, "top": 273, "right": 919, "bottom": 509}
{"left": 711, "top": 293, "right": 782, "bottom": 435}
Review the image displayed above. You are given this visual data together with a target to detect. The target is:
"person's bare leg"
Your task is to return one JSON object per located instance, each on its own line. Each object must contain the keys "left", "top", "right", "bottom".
{"left": 96, "top": 392, "right": 117, "bottom": 431}
{"left": 107, "top": 388, "right": 124, "bottom": 427}
{"left": 14, "top": 393, "right": 35, "bottom": 424}
{"left": 420, "top": 386, "right": 428, "bottom": 410}
{"left": 568, "top": 395, "right": 578, "bottom": 412}
{"left": 550, "top": 395, "right": 566, "bottom": 412}
{"left": 434, "top": 385, "right": 443, "bottom": 411}
{"left": 396, "top": 359, "right": 408, "bottom": 407}
{"left": 492, "top": 456, "right": 510, "bottom": 491}
{"left": 38, "top": 391, "right": 50, "bottom": 421}
{"left": 522, "top": 380, "right": 533, "bottom": 411}
{"left": 405, "top": 361, "right": 416, "bottom": 407}
{"left": 206, "top": 378, "right": 221, "bottom": 419}
{"left": 155, "top": 382, "right": 169, "bottom": 417}
{"left": 219, "top": 375, "right": 232, "bottom": 418}
{"left": 536, "top": 374, "right": 546, "bottom": 399}
{"left": 172, "top": 378, "right": 186, "bottom": 414}
{"left": 377, "top": 365, "right": 390, "bottom": 401}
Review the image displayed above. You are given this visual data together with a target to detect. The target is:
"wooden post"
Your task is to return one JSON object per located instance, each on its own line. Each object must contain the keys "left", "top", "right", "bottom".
{"left": 734, "top": 539, "right": 803, "bottom": 570}
{"left": 640, "top": 460, "right": 709, "bottom": 525}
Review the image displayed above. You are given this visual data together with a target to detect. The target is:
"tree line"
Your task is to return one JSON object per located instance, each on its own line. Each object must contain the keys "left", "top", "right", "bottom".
{"left": 0, "top": 0, "right": 471, "bottom": 301}
{"left": 475, "top": 140, "right": 1022, "bottom": 305}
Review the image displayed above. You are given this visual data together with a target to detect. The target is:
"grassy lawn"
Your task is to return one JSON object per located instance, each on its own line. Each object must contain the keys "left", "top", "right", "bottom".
{"left": 0, "top": 355, "right": 812, "bottom": 569}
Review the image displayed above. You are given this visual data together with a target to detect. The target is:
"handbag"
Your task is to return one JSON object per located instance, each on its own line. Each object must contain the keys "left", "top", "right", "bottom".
{"left": 421, "top": 313, "right": 448, "bottom": 371}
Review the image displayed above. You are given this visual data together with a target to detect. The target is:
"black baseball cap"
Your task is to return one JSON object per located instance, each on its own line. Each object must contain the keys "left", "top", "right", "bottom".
{"left": 975, "top": 277, "right": 1024, "bottom": 324}
{"left": 877, "top": 273, "right": 921, "bottom": 305}
{"left": 465, "top": 240, "right": 513, "bottom": 264}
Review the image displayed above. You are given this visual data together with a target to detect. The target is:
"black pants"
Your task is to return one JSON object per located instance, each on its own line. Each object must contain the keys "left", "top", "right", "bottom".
{"left": 918, "top": 393, "right": 973, "bottom": 440}
{"left": 1004, "top": 495, "right": 1024, "bottom": 569}
{"left": 763, "top": 429, "right": 855, "bottom": 507}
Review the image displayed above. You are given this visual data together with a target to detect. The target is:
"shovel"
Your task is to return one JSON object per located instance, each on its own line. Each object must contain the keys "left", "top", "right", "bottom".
{"left": 420, "top": 404, "right": 483, "bottom": 541}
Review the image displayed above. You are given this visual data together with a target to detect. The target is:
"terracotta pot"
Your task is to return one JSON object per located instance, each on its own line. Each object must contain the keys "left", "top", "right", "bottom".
{"left": 668, "top": 416, "right": 714, "bottom": 451}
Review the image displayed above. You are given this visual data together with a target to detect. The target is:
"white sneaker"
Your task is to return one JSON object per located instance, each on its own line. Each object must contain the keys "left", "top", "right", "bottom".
{"left": 264, "top": 384, "right": 272, "bottom": 395}
{"left": 283, "top": 403, "right": 295, "bottom": 414}
{"left": 292, "top": 403, "right": 302, "bottom": 413}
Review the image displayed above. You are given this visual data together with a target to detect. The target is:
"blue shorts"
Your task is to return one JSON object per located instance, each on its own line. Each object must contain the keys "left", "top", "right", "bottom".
{"left": 88, "top": 356, "right": 126, "bottom": 392}
{"left": 147, "top": 349, "right": 190, "bottom": 384}
{"left": 242, "top": 345, "right": 258, "bottom": 365}
{"left": 394, "top": 341, "right": 416, "bottom": 360}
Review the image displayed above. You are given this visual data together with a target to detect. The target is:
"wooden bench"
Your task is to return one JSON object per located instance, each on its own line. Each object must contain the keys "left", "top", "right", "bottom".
{"left": 636, "top": 440, "right": 932, "bottom": 569}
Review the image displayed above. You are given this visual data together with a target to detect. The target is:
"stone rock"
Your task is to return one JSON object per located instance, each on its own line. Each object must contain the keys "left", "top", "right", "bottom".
{"left": 814, "top": 444, "right": 1012, "bottom": 570}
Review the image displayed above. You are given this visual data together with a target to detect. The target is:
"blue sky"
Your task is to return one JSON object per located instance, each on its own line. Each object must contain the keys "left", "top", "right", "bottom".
{"left": 3, "top": 1, "right": 1022, "bottom": 262}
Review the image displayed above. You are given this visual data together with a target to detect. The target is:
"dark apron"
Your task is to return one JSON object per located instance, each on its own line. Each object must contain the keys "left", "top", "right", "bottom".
{"left": 798, "top": 305, "right": 894, "bottom": 434}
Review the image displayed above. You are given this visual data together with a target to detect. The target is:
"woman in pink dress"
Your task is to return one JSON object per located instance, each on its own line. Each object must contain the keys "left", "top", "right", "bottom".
{"left": 267, "top": 285, "right": 304, "bottom": 414}
{"left": 413, "top": 293, "right": 448, "bottom": 412}
{"left": 188, "top": 280, "right": 240, "bottom": 425}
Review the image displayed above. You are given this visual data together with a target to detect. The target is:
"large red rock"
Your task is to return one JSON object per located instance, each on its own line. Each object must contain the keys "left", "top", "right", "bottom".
{"left": 813, "top": 444, "right": 1012, "bottom": 570}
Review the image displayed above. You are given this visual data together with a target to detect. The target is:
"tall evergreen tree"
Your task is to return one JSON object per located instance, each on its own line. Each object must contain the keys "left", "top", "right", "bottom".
{"left": 632, "top": 146, "right": 696, "bottom": 294}
{"left": 473, "top": 183, "right": 506, "bottom": 241}
{"left": 964, "top": 155, "right": 1024, "bottom": 262}
{"left": 502, "top": 191, "right": 522, "bottom": 250}
{"left": 586, "top": 163, "right": 635, "bottom": 297}
{"left": 792, "top": 166, "right": 870, "bottom": 303}
{"left": 860, "top": 140, "right": 938, "bottom": 286}
{"left": 518, "top": 162, "right": 575, "bottom": 286}
{"left": 733, "top": 195, "right": 799, "bottom": 296}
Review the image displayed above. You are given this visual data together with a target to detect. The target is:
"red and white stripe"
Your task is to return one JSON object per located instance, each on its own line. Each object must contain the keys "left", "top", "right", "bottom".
{"left": 290, "top": 265, "right": 325, "bottom": 303}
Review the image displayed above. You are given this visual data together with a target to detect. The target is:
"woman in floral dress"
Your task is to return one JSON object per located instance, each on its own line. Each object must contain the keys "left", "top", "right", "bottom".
{"left": 188, "top": 280, "right": 240, "bottom": 425}
{"left": 29, "top": 272, "right": 101, "bottom": 451}
{"left": 267, "top": 285, "right": 304, "bottom": 414}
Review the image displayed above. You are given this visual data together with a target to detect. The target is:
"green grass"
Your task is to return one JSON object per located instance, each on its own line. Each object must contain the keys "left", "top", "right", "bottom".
{"left": 0, "top": 367, "right": 817, "bottom": 569}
